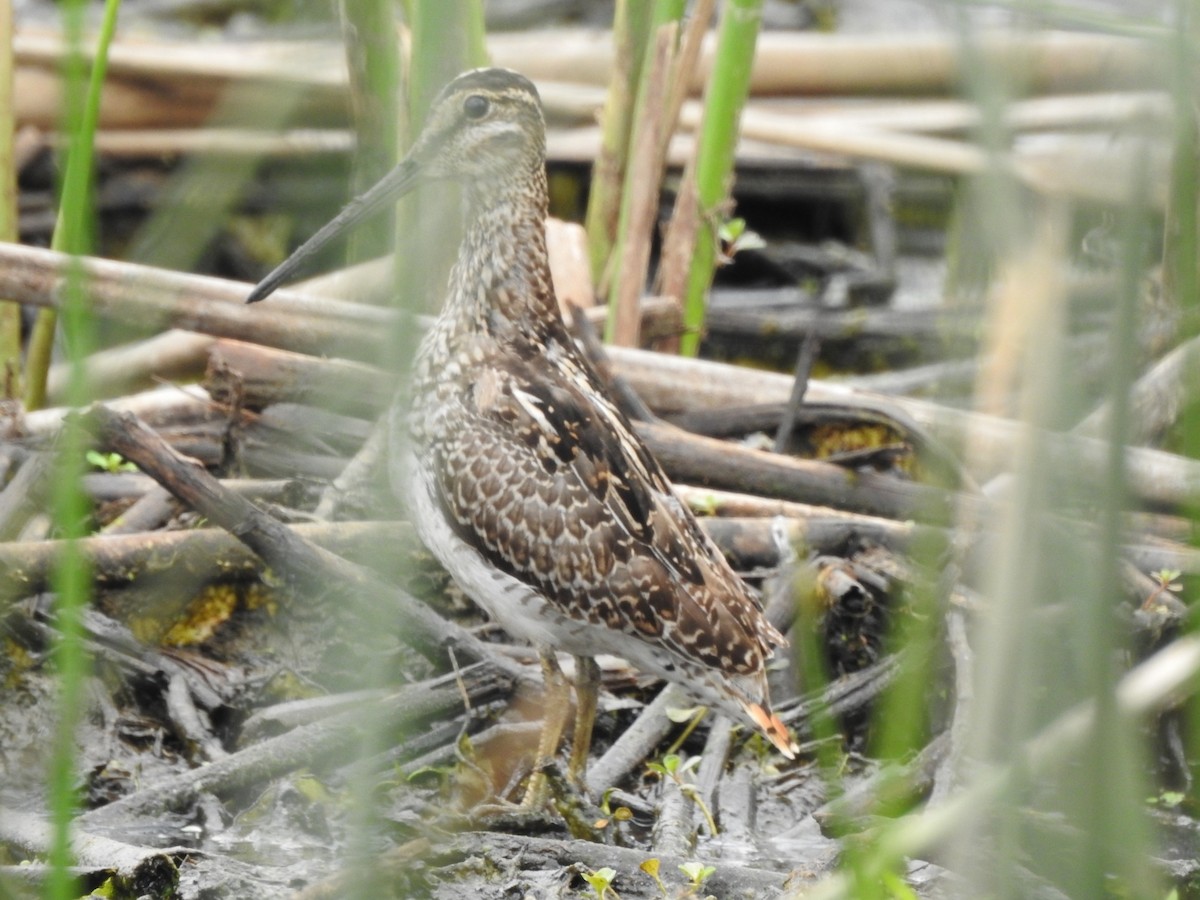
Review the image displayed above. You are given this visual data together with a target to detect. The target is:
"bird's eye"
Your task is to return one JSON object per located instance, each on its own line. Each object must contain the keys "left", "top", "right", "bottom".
{"left": 463, "top": 95, "right": 490, "bottom": 120}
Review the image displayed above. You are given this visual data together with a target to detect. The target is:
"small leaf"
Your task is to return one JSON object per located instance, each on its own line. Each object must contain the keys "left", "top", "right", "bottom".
{"left": 600, "top": 786, "right": 617, "bottom": 814}
{"left": 640, "top": 859, "right": 660, "bottom": 878}
{"left": 86, "top": 450, "right": 137, "bottom": 473}
{"left": 583, "top": 866, "right": 617, "bottom": 896}
{"left": 718, "top": 217, "right": 747, "bottom": 242}
{"left": 731, "top": 230, "right": 766, "bottom": 253}
{"left": 665, "top": 705, "right": 703, "bottom": 723}
{"left": 1157, "top": 790, "right": 1185, "bottom": 808}
{"left": 679, "top": 861, "right": 716, "bottom": 884}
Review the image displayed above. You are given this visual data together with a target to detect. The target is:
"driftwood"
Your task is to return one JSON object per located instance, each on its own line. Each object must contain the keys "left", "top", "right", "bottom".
{"left": 430, "top": 830, "right": 794, "bottom": 896}
{"left": 98, "top": 485, "right": 177, "bottom": 535}
{"left": 0, "top": 243, "right": 678, "bottom": 372}
{"left": 293, "top": 825, "right": 799, "bottom": 900}
{"left": 638, "top": 418, "right": 965, "bottom": 522}
{"left": 81, "top": 472, "right": 303, "bottom": 504}
{"left": 704, "top": 290, "right": 982, "bottom": 342}
{"left": 80, "top": 126, "right": 353, "bottom": 158}
{"left": 206, "top": 339, "right": 389, "bottom": 418}
{"left": 1, "top": 514, "right": 907, "bottom": 607}
{"left": 0, "top": 806, "right": 184, "bottom": 896}
{"left": 0, "top": 243, "right": 387, "bottom": 359}
{"left": 605, "top": 345, "right": 1200, "bottom": 514}
{"left": 200, "top": 337, "right": 968, "bottom": 523}
{"left": 0, "top": 450, "right": 53, "bottom": 540}
{"left": 652, "top": 779, "right": 696, "bottom": 858}
{"left": 77, "top": 403, "right": 506, "bottom": 670}
{"left": 16, "top": 29, "right": 1158, "bottom": 130}
{"left": 3, "top": 243, "right": 1192, "bottom": 516}
{"left": 834, "top": 355, "right": 981, "bottom": 397}
{"left": 1074, "top": 330, "right": 1200, "bottom": 443}
{"left": 186, "top": 338, "right": 1200, "bottom": 576}
{"left": 46, "top": 329, "right": 216, "bottom": 406}
{"left": 0, "top": 521, "right": 415, "bottom": 604}
{"left": 15, "top": 384, "right": 215, "bottom": 442}
{"left": 589, "top": 684, "right": 687, "bottom": 793}
{"left": 75, "top": 664, "right": 513, "bottom": 829}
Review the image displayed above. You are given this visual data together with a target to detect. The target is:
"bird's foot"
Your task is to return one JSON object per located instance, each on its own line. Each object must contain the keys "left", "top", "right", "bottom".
{"left": 470, "top": 760, "right": 604, "bottom": 838}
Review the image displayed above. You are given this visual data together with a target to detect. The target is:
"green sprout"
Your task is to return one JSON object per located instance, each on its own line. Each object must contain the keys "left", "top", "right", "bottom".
{"left": 594, "top": 787, "right": 633, "bottom": 830}
{"left": 1148, "top": 789, "right": 1185, "bottom": 809}
{"left": 1143, "top": 568, "right": 1183, "bottom": 610}
{"left": 663, "top": 704, "right": 708, "bottom": 754}
{"left": 678, "top": 861, "right": 717, "bottom": 891}
{"left": 639, "top": 858, "right": 668, "bottom": 897}
{"left": 646, "top": 754, "right": 718, "bottom": 836}
{"left": 582, "top": 866, "right": 620, "bottom": 900}
{"left": 717, "top": 216, "right": 765, "bottom": 265}
{"left": 85, "top": 450, "right": 137, "bottom": 473}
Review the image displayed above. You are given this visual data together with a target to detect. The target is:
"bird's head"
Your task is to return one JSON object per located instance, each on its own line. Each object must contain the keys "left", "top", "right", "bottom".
{"left": 246, "top": 67, "right": 544, "bottom": 304}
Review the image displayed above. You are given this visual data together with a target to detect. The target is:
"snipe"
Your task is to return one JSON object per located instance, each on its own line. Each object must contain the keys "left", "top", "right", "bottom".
{"left": 249, "top": 68, "right": 796, "bottom": 803}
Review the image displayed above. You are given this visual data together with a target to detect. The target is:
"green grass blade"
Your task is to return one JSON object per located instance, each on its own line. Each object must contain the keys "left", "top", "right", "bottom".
{"left": 43, "top": 0, "right": 120, "bottom": 896}
{"left": 24, "top": 0, "right": 120, "bottom": 411}
{"left": 678, "top": 0, "right": 763, "bottom": 357}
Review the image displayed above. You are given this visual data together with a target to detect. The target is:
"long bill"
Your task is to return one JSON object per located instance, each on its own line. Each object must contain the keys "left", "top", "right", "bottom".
{"left": 245, "top": 156, "right": 424, "bottom": 304}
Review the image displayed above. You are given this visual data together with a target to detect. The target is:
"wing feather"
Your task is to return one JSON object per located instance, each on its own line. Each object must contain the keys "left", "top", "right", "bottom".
{"left": 425, "top": 337, "right": 785, "bottom": 677}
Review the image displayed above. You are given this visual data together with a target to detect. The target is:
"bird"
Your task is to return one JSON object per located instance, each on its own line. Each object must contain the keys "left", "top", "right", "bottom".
{"left": 248, "top": 67, "right": 796, "bottom": 804}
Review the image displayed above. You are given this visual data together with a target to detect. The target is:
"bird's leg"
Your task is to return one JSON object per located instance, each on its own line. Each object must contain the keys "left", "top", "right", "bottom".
{"left": 568, "top": 655, "right": 600, "bottom": 787}
{"left": 522, "top": 649, "right": 571, "bottom": 809}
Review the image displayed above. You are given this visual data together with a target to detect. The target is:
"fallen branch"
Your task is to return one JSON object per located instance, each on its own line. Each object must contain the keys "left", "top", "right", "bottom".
{"left": 0, "top": 805, "right": 184, "bottom": 895}
{"left": 606, "top": 345, "right": 1200, "bottom": 514}
{"left": 428, "top": 829, "right": 790, "bottom": 896}
{"left": 75, "top": 665, "right": 512, "bottom": 829}
{"left": 200, "top": 338, "right": 970, "bottom": 523}
{"left": 0, "top": 520, "right": 415, "bottom": 604}
{"left": 77, "top": 403, "right": 508, "bottom": 670}
{"left": 46, "top": 329, "right": 216, "bottom": 406}
{"left": 4, "top": 242, "right": 1194, "bottom": 514}
{"left": 637, "top": 418, "right": 963, "bottom": 522}
{"left": 0, "top": 244, "right": 385, "bottom": 359}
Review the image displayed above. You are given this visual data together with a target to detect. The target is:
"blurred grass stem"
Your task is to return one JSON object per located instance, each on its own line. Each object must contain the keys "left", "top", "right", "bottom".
{"left": 43, "top": 1, "right": 118, "bottom": 896}
{"left": 0, "top": 1, "right": 18, "bottom": 399}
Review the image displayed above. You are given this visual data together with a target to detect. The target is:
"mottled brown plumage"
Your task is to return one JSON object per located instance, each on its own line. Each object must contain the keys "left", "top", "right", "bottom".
{"left": 250, "top": 68, "right": 796, "bottom": 787}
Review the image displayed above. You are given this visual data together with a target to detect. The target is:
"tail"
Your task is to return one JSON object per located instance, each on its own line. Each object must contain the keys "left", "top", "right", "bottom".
{"left": 744, "top": 702, "right": 798, "bottom": 759}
